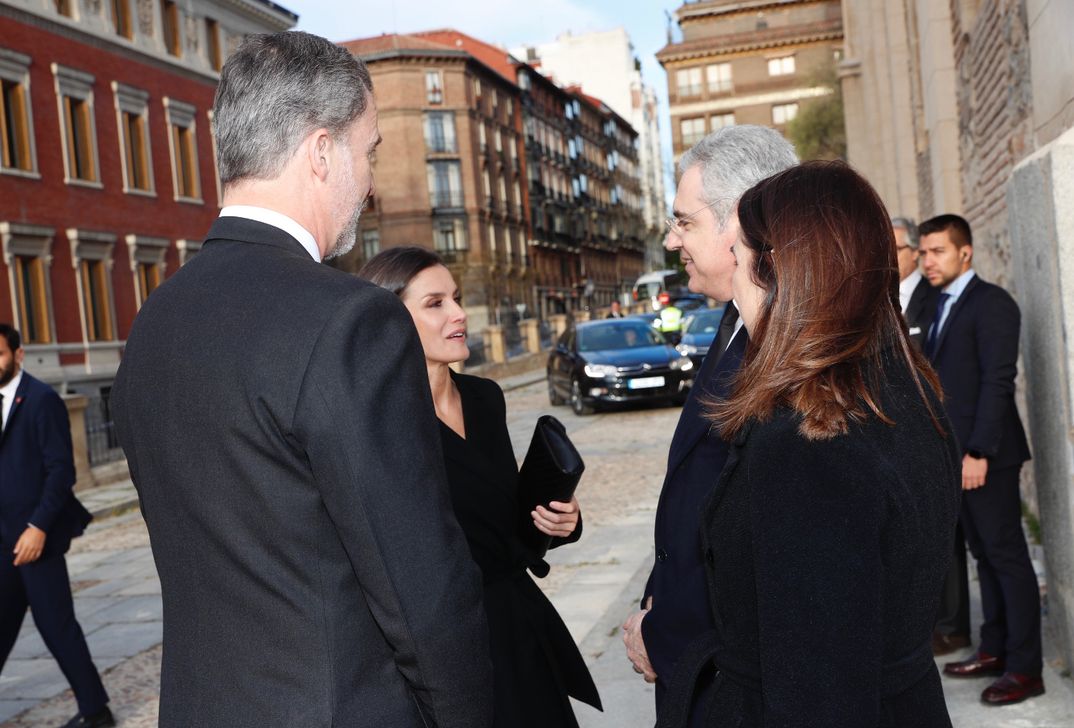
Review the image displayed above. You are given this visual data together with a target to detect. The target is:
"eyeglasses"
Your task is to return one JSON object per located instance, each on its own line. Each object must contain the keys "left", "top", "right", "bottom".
{"left": 664, "top": 200, "right": 721, "bottom": 238}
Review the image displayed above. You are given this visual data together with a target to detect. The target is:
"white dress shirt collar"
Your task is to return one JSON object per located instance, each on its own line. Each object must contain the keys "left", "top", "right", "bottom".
{"left": 729, "top": 299, "right": 745, "bottom": 349}
{"left": 942, "top": 268, "right": 976, "bottom": 300}
{"left": 219, "top": 206, "right": 321, "bottom": 262}
{"left": 1, "top": 368, "right": 24, "bottom": 431}
{"left": 899, "top": 269, "right": 923, "bottom": 315}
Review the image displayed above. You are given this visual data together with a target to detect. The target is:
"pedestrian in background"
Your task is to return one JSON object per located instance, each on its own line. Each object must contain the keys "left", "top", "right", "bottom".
{"left": 607, "top": 300, "right": 625, "bottom": 318}
{"left": 622, "top": 125, "right": 797, "bottom": 727}
{"left": 360, "top": 246, "right": 601, "bottom": 728}
{"left": 894, "top": 216, "right": 941, "bottom": 351}
{"left": 919, "top": 214, "right": 1043, "bottom": 705}
{"left": 111, "top": 32, "right": 492, "bottom": 727}
{"left": 657, "top": 162, "right": 960, "bottom": 728}
{"left": 0, "top": 324, "right": 111, "bottom": 728}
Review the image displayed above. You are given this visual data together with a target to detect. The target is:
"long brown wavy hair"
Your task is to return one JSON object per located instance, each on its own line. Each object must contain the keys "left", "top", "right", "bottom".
{"left": 707, "top": 161, "right": 943, "bottom": 440}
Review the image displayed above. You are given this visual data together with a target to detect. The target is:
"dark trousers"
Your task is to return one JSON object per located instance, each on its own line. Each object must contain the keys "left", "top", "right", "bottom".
{"left": 961, "top": 464, "right": 1042, "bottom": 676}
{"left": 935, "top": 521, "right": 970, "bottom": 637}
{"left": 0, "top": 551, "right": 109, "bottom": 715}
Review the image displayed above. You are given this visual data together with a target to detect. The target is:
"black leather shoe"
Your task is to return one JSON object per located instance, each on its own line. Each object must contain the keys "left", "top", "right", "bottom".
{"left": 932, "top": 631, "right": 971, "bottom": 656}
{"left": 981, "top": 672, "right": 1045, "bottom": 705}
{"left": 943, "top": 650, "right": 1005, "bottom": 677}
{"left": 61, "top": 707, "right": 115, "bottom": 728}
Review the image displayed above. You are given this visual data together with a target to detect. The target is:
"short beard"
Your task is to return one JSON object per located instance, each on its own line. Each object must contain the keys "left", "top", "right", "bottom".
{"left": 0, "top": 360, "right": 15, "bottom": 388}
{"left": 325, "top": 198, "right": 365, "bottom": 261}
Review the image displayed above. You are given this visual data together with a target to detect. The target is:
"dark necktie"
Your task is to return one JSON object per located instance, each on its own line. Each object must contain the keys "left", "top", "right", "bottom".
{"left": 713, "top": 302, "right": 740, "bottom": 362}
{"left": 924, "top": 292, "right": 951, "bottom": 358}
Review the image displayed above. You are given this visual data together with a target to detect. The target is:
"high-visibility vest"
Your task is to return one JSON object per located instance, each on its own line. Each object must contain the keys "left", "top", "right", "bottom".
{"left": 658, "top": 305, "right": 683, "bottom": 332}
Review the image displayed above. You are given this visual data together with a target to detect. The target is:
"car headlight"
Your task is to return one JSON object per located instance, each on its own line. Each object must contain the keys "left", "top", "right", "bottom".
{"left": 670, "top": 356, "right": 694, "bottom": 372}
{"left": 676, "top": 343, "right": 698, "bottom": 356}
{"left": 584, "top": 363, "right": 619, "bottom": 378}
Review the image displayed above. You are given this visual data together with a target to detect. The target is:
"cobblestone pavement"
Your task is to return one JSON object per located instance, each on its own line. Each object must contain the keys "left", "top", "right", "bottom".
{"left": 4, "top": 379, "right": 1074, "bottom": 727}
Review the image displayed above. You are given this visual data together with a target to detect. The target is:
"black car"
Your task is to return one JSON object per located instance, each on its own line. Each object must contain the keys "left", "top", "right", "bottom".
{"left": 547, "top": 319, "right": 695, "bottom": 415}
{"left": 676, "top": 305, "right": 726, "bottom": 369}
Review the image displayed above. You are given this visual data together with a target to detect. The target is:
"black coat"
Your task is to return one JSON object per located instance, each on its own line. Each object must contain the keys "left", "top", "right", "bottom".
{"left": 112, "top": 217, "right": 493, "bottom": 728}
{"left": 905, "top": 275, "right": 940, "bottom": 351}
{"left": 441, "top": 373, "right": 600, "bottom": 728}
{"left": 0, "top": 373, "right": 91, "bottom": 557}
{"left": 643, "top": 327, "right": 747, "bottom": 690}
{"left": 928, "top": 274, "right": 1031, "bottom": 467}
{"left": 658, "top": 354, "right": 960, "bottom": 728}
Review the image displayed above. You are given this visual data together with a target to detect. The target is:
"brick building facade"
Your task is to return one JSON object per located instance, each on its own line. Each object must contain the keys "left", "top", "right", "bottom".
{"left": 0, "top": 0, "right": 295, "bottom": 398}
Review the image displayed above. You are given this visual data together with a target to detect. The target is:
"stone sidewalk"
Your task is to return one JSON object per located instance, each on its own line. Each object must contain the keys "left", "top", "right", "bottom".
{"left": 4, "top": 375, "right": 1074, "bottom": 726}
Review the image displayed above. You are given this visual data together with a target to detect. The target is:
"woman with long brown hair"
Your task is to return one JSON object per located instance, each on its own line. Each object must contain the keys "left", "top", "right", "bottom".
{"left": 657, "top": 161, "right": 961, "bottom": 728}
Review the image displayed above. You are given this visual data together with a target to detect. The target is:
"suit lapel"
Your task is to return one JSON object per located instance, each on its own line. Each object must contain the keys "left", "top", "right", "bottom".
{"left": 906, "top": 278, "right": 928, "bottom": 324}
{"left": 933, "top": 275, "right": 980, "bottom": 358}
{"left": 1, "top": 374, "right": 31, "bottom": 446}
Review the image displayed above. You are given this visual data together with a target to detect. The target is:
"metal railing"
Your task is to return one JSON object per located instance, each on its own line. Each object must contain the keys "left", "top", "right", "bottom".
{"left": 84, "top": 391, "right": 125, "bottom": 466}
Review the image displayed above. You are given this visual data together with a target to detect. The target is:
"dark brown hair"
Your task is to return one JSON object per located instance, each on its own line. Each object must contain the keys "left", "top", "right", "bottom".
{"left": 708, "top": 161, "right": 942, "bottom": 440}
{"left": 918, "top": 213, "right": 972, "bottom": 249}
{"left": 357, "top": 246, "right": 444, "bottom": 297}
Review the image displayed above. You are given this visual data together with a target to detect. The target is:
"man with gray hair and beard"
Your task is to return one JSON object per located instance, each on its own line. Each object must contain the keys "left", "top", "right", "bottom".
{"left": 112, "top": 32, "right": 492, "bottom": 727}
{"left": 622, "top": 126, "right": 797, "bottom": 726}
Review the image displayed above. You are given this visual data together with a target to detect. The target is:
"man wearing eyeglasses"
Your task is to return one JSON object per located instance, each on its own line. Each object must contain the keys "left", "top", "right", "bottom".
{"left": 894, "top": 216, "right": 941, "bottom": 351}
{"left": 622, "top": 126, "right": 797, "bottom": 723}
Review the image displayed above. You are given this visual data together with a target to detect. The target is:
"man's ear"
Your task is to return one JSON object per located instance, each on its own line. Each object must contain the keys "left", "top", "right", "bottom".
{"left": 15, "top": 347, "right": 25, "bottom": 367}
{"left": 306, "top": 128, "right": 331, "bottom": 181}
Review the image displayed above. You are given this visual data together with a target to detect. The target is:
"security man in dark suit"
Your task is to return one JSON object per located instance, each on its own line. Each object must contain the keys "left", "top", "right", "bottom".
{"left": 112, "top": 33, "right": 491, "bottom": 727}
{"left": 620, "top": 126, "right": 797, "bottom": 722}
{"left": 919, "top": 214, "right": 1043, "bottom": 705}
{"left": 0, "top": 324, "right": 112, "bottom": 728}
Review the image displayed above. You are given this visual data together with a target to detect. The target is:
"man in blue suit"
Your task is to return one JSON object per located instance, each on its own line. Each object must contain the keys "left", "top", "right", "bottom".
{"left": 0, "top": 324, "right": 112, "bottom": 727}
{"left": 918, "top": 215, "right": 1043, "bottom": 705}
{"left": 621, "top": 127, "right": 796, "bottom": 719}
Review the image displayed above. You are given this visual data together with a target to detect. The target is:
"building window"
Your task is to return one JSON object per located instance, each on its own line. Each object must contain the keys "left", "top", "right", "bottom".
{"left": 711, "top": 112, "right": 735, "bottom": 129}
{"left": 676, "top": 67, "right": 702, "bottom": 97}
{"left": 426, "top": 71, "right": 443, "bottom": 104}
{"left": 707, "top": 63, "right": 732, "bottom": 94}
{"left": 53, "top": 64, "right": 100, "bottom": 186}
{"left": 54, "top": 0, "right": 73, "bottom": 16}
{"left": 0, "top": 49, "right": 37, "bottom": 175}
{"left": 434, "top": 218, "right": 467, "bottom": 252}
{"left": 680, "top": 117, "right": 706, "bottom": 147}
{"left": 112, "top": 82, "right": 154, "bottom": 194}
{"left": 126, "top": 234, "right": 168, "bottom": 308}
{"left": 423, "top": 111, "right": 456, "bottom": 153}
{"left": 68, "top": 228, "right": 117, "bottom": 343}
{"left": 177, "top": 238, "right": 201, "bottom": 265}
{"left": 426, "top": 160, "right": 463, "bottom": 208}
{"left": 768, "top": 56, "right": 795, "bottom": 76}
{"left": 165, "top": 97, "right": 201, "bottom": 201}
{"left": 1, "top": 222, "right": 55, "bottom": 344}
{"left": 162, "top": 1, "right": 181, "bottom": 57}
{"left": 494, "top": 128, "right": 502, "bottom": 153}
{"left": 206, "top": 18, "right": 222, "bottom": 71}
{"left": 361, "top": 229, "right": 380, "bottom": 259}
{"left": 111, "top": 0, "right": 133, "bottom": 40}
{"left": 478, "top": 122, "right": 487, "bottom": 152}
{"left": 772, "top": 102, "right": 799, "bottom": 125}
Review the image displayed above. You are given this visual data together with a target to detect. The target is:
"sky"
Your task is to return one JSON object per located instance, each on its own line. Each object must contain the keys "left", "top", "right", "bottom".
{"left": 281, "top": 0, "right": 683, "bottom": 201}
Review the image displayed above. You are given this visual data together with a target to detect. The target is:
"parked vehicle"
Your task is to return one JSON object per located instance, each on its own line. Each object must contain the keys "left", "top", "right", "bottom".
{"left": 676, "top": 305, "right": 726, "bottom": 369}
{"left": 632, "top": 270, "right": 686, "bottom": 311}
{"left": 547, "top": 319, "right": 695, "bottom": 415}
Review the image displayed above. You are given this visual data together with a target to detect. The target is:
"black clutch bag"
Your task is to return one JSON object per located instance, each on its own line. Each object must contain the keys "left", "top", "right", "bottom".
{"left": 517, "top": 415, "right": 585, "bottom": 560}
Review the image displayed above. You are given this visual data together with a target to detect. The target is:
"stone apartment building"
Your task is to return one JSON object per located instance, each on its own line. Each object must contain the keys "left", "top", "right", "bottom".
{"left": 0, "top": 0, "right": 295, "bottom": 404}
{"left": 657, "top": 0, "right": 844, "bottom": 163}
{"left": 839, "top": 0, "right": 1074, "bottom": 677}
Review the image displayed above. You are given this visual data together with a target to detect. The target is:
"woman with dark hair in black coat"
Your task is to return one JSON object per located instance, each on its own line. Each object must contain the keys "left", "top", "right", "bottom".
{"left": 360, "top": 247, "right": 601, "bottom": 728}
{"left": 658, "top": 162, "right": 961, "bottom": 728}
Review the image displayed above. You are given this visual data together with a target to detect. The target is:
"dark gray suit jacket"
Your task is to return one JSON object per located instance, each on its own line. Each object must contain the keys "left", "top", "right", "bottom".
{"left": 112, "top": 217, "right": 493, "bottom": 727}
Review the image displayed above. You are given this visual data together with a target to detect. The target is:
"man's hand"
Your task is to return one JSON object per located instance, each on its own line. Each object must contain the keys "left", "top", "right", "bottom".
{"left": 622, "top": 596, "right": 657, "bottom": 683}
{"left": 532, "top": 496, "right": 580, "bottom": 538}
{"left": 13, "top": 525, "right": 46, "bottom": 567}
{"left": 962, "top": 454, "right": 988, "bottom": 491}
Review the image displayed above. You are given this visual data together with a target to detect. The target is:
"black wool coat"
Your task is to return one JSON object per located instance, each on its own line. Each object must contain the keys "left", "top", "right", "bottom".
{"left": 658, "top": 354, "right": 961, "bottom": 728}
{"left": 441, "top": 373, "right": 600, "bottom": 728}
{"left": 112, "top": 217, "right": 493, "bottom": 728}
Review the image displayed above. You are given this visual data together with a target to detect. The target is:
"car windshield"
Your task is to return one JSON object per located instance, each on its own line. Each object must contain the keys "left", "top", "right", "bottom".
{"left": 577, "top": 322, "right": 665, "bottom": 352}
{"left": 686, "top": 309, "right": 723, "bottom": 334}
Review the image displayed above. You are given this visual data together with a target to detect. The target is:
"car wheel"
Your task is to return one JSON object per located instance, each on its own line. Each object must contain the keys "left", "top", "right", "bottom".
{"left": 570, "top": 379, "right": 593, "bottom": 416}
{"left": 548, "top": 379, "right": 565, "bottom": 406}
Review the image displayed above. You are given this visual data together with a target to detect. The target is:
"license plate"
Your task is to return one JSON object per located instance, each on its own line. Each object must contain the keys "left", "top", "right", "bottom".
{"left": 627, "top": 376, "right": 665, "bottom": 389}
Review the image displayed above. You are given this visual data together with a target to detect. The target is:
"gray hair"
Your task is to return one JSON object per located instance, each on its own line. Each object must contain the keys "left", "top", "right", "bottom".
{"left": 212, "top": 32, "right": 373, "bottom": 186}
{"left": 679, "top": 125, "right": 798, "bottom": 228}
{"left": 890, "top": 216, "right": 919, "bottom": 249}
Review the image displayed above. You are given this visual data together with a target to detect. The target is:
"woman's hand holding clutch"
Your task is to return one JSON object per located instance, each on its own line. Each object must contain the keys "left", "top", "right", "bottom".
{"left": 532, "top": 496, "right": 580, "bottom": 538}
